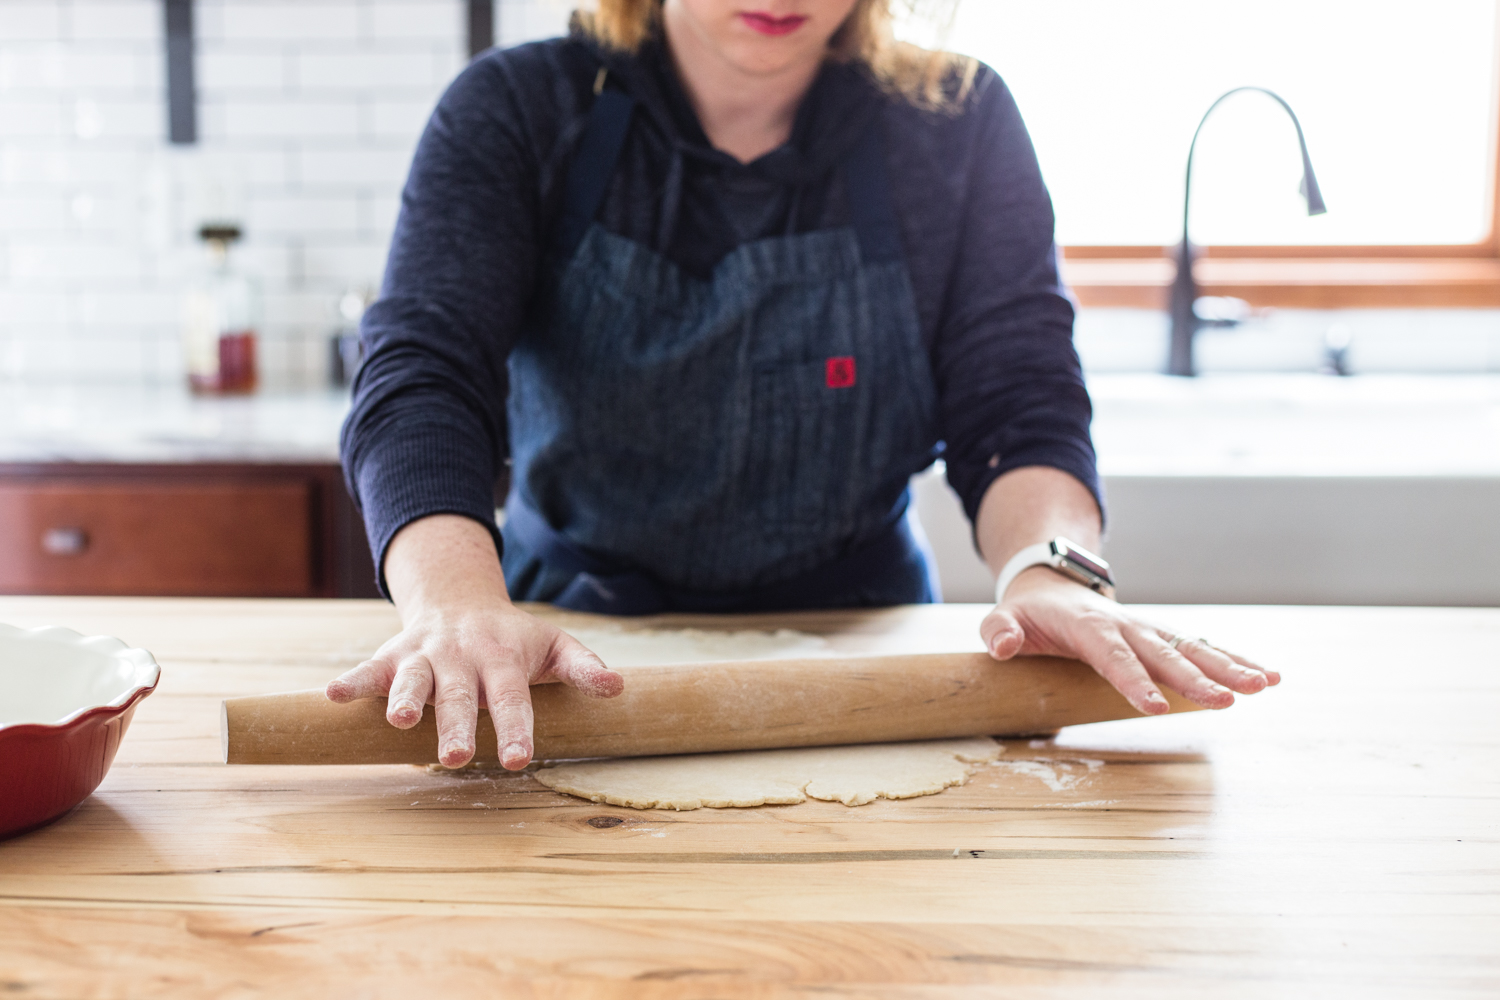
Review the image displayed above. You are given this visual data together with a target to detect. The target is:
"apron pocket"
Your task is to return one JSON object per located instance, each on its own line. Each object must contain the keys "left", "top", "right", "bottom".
{"left": 746, "top": 358, "right": 864, "bottom": 533}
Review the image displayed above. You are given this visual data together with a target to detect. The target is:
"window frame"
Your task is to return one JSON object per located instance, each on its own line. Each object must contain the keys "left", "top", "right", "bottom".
{"left": 1061, "top": 11, "right": 1500, "bottom": 309}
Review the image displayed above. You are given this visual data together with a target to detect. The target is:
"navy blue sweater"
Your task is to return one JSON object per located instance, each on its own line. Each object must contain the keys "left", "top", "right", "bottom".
{"left": 342, "top": 31, "right": 1099, "bottom": 594}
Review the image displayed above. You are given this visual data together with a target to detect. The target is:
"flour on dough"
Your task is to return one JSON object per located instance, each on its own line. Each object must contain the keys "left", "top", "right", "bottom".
{"left": 532, "top": 737, "right": 1002, "bottom": 810}
{"left": 560, "top": 625, "right": 831, "bottom": 666}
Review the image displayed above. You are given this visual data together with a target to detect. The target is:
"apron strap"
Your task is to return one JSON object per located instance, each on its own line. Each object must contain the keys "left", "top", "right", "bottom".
{"left": 559, "top": 83, "right": 896, "bottom": 265}
{"left": 555, "top": 77, "right": 636, "bottom": 261}
{"left": 841, "top": 117, "right": 904, "bottom": 264}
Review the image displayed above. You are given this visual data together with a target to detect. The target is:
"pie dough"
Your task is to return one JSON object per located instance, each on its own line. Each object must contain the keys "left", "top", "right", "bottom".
{"left": 532, "top": 737, "right": 1002, "bottom": 810}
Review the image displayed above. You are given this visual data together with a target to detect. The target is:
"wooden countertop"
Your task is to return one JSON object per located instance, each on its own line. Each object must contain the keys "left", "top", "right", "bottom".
{"left": 0, "top": 597, "right": 1495, "bottom": 997}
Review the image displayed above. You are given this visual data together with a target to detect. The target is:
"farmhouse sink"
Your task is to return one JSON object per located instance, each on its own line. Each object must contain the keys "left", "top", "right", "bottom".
{"left": 914, "top": 374, "right": 1500, "bottom": 606}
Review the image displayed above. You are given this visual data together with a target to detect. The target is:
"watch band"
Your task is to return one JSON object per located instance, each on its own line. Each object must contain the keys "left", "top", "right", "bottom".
{"left": 994, "top": 537, "right": 1116, "bottom": 604}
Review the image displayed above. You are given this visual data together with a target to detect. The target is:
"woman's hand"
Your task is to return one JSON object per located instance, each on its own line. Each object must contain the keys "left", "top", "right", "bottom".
{"left": 326, "top": 513, "right": 622, "bottom": 770}
{"left": 326, "top": 597, "right": 622, "bottom": 769}
{"left": 973, "top": 468, "right": 1278, "bottom": 714}
{"left": 980, "top": 566, "right": 1279, "bottom": 714}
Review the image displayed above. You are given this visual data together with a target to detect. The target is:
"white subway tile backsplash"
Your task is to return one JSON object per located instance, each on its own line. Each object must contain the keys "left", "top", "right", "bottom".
{"left": 64, "top": 188, "right": 142, "bottom": 235}
{"left": 0, "top": 43, "right": 148, "bottom": 92}
{"left": 67, "top": 289, "right": 180, "bottom": 328}
{"left": 301, "top": 240, "right": 386, "bottom": 284}
{"left": 58, "top": 47, "right": 149, "bottom": 90}
{"left": 0, "top": 145, "right": 65, "bottom": 184}
{"left": 0, "top": 192, "right": 71, "bottom": 230}
{"left": 134, "top": 44, "right": 162, "bottom": 90}
{"left": 296, "top": 49, "right": 439, "bottom": 91}
{"left": 3, "top": 98, "right": 65, "bottom": 136}
{"left": 0, "top": 288, "right": 67, "bottom": 325}
{"left": 233, "top": 148, "right": 293, "bottom": 186}
{"left": 255, "top": 329, "right": 290, "bottom": 382}
{"left": 369, "top": 1, "right": 464, "bottom": 42}
{"left": 10, "top": 329, "right": 85, "bottom": 376}
{"left": 220, "top": 3, "right": 361, "bottom": 42}
{"left": 262, "top": 290, "right": 340, "bottom": 327}
{"left": 74, "top": 97, "right": 162, "bottom": 139}
{"left": 69, "top": 1, "right": 160, "bottom": 43}
{"left": 66, "top": 333, "right": 150, "bottom": 379}
{"left": 248, "top": 194, "right": 360, "bottom": 235}
{"left": 430, "top": 45, "right": 465, "bottom": 84}
{"left": 0, "top": 45, "right": 61, "bottom": 90}
{"left": 362, "top": 191, "right": 402, "bottom": 237}
{"left": 234, "top": 241, "right": 297, "bottom": 283}
{"left": 297, "top": 146, "right": 411, "bottom": 186}
{"left": 221, "top": 99, "right": 361, "bottom": 139}
{"left": 8, "top": 242, "right": 146, "bottom": 281}
{"left": 198, "top": 47, "right": 292, "bottom": 92}
{"left": 0, "top": 0, "right": 481, "bottom": 385}
{"left": 367, "top": 97, "right": 435, "bottom": 139}
{"left": 498, "top": 0, "right": 571, "bottom": 46}
{"left": 0, "top": 3, "right": 64, "bottom": 43}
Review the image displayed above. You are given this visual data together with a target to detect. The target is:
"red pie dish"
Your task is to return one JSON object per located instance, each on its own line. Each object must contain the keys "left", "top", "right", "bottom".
{"left": 0, "top": 623, "right": 160, "bottom": 839}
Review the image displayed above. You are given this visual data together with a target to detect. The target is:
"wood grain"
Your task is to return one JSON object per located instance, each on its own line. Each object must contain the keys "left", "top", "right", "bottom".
{"left": 0, "top": 598, "right": 1496, "bottom": 998}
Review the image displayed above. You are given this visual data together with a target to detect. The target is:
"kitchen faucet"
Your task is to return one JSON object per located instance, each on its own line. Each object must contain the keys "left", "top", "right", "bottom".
{"left": 1168, "top": 87, "right": 1327, "bottom": 376}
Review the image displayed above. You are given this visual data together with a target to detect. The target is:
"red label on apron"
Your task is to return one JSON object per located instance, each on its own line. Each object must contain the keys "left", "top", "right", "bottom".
{"left": 826, "top": 356, "right": 856, "bottom": 388}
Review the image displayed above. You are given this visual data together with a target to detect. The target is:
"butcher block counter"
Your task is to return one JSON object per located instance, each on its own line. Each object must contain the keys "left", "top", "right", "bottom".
{"left": 0, "top": 598, "right": 1495, "bottom": 998}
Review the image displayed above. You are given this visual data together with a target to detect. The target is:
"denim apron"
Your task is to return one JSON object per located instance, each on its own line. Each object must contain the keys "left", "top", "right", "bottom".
{"left": 501, "top": 80, "right": 941, "bottom": 615}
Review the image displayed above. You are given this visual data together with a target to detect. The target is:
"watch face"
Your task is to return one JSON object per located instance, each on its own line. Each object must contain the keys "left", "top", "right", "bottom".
{"left": 1053, "top": 538, "right": 1113, "bottom": 584}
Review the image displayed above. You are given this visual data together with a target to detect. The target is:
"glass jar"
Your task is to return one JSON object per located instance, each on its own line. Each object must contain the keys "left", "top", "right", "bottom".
{"left": 182, "top": 224, "right": 259, "bottom": 394}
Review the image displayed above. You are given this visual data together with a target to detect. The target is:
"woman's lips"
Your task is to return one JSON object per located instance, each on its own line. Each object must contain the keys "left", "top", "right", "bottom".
{"left": 739, "top": 11, "right": 810, "bottom": 36}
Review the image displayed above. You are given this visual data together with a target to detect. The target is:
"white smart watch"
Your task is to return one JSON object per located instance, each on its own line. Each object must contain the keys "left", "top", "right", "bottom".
{"left": 994, "top": 537, "right": 1115, "bottom": 603}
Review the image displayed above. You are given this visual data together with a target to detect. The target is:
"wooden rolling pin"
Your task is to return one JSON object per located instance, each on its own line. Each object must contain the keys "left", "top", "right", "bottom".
{"left": 222, "top": 652, "right": 1203, "bottom": 765}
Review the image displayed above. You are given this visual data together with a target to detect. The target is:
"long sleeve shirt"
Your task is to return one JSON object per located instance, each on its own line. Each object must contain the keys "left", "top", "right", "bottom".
{"left": 341, "top": 30, "right": 1099, "bottom": 594}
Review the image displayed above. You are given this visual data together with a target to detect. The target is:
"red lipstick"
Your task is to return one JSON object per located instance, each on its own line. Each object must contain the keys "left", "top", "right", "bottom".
{"left": 739, "top": 11, "right": 809, "bottom": 36}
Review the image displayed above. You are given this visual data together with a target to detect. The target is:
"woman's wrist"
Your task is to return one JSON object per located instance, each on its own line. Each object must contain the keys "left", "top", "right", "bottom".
{"left": 386, "top": 514, "right": 510, "bottom": 619}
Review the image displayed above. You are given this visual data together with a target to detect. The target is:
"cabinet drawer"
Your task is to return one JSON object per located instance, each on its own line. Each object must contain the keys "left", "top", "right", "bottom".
{"left": 0, "top": 479, "right": 314, "bottom": 597}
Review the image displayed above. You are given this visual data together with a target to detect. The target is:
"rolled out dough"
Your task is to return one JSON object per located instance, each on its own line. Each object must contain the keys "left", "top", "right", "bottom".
{"left": 532, "top": 737, "right": 1002, "bottom": 810}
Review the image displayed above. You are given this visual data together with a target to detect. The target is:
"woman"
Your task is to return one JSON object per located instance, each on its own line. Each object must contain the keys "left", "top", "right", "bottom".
{"left": 330, "top": 0, "right": 1278, "bottom": 769}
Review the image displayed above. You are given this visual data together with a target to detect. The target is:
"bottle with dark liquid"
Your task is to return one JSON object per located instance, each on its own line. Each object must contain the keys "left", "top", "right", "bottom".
{"left": 183, "top": 223, "right": 259, "bottom": 394}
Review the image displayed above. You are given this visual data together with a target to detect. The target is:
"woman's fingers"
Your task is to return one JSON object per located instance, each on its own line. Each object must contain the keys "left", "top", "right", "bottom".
{"left": 386, "top": 654, "right": 435, "bottom": 728}
{"left": 1176, "top": 638, "right": 1268, "bottom": 694}
{"left": 480, "top": 664, "right": 536, "bottom": 771}
{"left": 1219, "top": 647, "right": 1280, "bottom": 686}
{"left": 979, "top": 606, "right": 1025, "bottom": 660}
{"left": 1155, "top": 629, "right": 1280, "bottom": 690}
{"left": 325, "top": 657, "right": 397, "bottom": 703}
{"left": 432, "top": 666, "right": 481, "bottom": 769}
{"left": 1127, "top": 628, "right": 1234, "bottom": 709}
{"left": 545, "top": 634, "right": 624, "bottom": 698}
{"left": 1070, "top": 622, "right": 1170, "bottom": 716}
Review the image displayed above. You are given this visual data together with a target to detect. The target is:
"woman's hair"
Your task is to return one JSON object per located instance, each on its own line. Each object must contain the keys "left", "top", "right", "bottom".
{"left": 575, "top": 0, "right": 978, "bottom": 113}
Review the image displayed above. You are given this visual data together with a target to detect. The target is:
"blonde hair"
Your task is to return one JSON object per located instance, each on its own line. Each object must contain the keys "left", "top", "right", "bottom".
{"left": 575, "top": 0, "right": 978, "bottom": 113}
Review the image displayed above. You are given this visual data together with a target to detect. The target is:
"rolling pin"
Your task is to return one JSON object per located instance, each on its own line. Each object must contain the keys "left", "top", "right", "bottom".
{"left": 222, "top": 652, "right": 1203, "bottom": 765}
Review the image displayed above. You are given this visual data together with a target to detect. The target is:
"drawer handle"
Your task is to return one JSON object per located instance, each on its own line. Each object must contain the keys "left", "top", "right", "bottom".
{"left": 42, "top": 527, "right": 89, "bottom": 556}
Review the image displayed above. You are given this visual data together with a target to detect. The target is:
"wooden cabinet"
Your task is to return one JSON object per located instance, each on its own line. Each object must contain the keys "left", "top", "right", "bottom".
{"left": 0, "top": 464, "right": 378, "bottom": 598}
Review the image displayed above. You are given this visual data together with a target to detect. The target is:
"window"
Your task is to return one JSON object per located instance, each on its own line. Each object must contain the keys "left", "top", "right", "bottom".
{"left": 907, "top": 0, "right": 1500, "bottom": 305}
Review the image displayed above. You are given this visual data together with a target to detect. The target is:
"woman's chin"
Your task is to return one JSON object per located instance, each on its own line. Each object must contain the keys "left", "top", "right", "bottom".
{"left": 719, "top": 40, "right": 820, "bottom": 78}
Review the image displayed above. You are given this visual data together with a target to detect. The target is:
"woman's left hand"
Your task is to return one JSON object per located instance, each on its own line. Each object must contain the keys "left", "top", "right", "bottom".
{"left": 979, "top": 566, "right": 1280, "bottom": 715}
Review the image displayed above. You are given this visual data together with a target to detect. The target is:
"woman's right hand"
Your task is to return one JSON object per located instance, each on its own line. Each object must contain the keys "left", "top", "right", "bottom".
{"left": 325, "top": 514, "right": 623, "bottom": 769}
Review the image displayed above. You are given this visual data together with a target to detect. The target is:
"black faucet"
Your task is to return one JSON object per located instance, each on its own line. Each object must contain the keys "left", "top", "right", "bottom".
{"left": 1168, "top": 87, "right": 1327, "bottom": 377}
